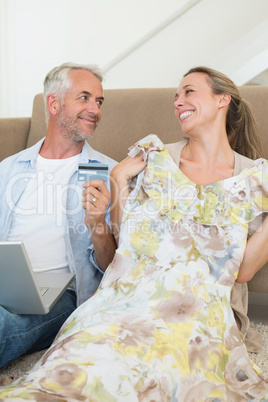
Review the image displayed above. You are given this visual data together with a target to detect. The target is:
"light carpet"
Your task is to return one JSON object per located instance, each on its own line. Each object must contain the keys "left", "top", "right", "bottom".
{"left": 249, "top": 322, "right": 268, "bottom": 382}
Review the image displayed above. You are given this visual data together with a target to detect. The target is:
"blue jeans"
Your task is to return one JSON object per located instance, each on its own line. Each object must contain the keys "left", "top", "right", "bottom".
{"left": 0, "top": 289, "right": 76, "bottom": 368}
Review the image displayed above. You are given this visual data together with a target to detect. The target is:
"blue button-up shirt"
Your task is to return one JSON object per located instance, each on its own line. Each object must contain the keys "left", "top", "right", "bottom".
{"left": 0, "top": 138, "right": 117, "bottom": 305}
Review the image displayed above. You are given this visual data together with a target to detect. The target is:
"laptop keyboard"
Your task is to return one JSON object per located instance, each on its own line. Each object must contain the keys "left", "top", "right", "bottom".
{"left": 40, "top": 287, "right": 49, "bottom": 296}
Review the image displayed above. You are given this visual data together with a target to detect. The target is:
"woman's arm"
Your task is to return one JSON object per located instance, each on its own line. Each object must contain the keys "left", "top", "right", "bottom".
{"left": 110, "top": 153, "right": 146, "bottom": 245}
{"left": 237, "top": 215, "right": 268, "bottom": 283}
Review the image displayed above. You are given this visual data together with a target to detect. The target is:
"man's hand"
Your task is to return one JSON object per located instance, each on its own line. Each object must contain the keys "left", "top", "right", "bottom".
{"left": 82, "top": 179, "right": 110, "bottom": 232}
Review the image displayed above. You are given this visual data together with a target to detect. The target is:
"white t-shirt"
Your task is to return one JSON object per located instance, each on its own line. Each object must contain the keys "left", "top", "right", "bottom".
{"left": 7, "top": 153, "right": 80, "bottom": 273}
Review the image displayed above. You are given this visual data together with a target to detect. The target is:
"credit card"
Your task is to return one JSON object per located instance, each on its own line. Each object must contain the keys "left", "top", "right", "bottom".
{"left": 78, "top": 162, "right": 108, "bottom": 183}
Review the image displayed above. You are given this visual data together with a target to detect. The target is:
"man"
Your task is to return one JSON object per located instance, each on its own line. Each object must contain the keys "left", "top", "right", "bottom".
{"left": 0, "top": 62, "right": 117, "bottom": 367}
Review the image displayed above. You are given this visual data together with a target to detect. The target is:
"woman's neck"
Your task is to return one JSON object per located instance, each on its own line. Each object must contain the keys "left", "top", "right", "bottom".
{"left": 182, "top": 137, "right": 233, "bottom": 167}
{"left": 179, "top": 137, "right": 235, "bottom": 185}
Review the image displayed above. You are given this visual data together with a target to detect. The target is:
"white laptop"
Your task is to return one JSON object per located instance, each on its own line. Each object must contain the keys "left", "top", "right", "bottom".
{"left": 0, "top": 241, "right": 75, "bottom": 314}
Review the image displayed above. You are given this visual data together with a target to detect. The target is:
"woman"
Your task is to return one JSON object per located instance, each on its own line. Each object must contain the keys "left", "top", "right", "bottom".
{"left": 0, "top": 67, "right": 268, "bottom": 401}
{"left": 110, "top": 67, "right": 268, "bottom": 356}
{"left": 111, "top": 66, "right": 267, "bottom": 282}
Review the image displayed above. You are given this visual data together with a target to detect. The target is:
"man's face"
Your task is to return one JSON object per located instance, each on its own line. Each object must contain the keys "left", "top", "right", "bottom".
{"left": 57, "top": 69, "right": 104, "bottom": 142}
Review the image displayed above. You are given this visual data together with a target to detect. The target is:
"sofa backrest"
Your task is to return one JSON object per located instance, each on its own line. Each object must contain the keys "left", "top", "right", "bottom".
{"left": 27, "top": 86, "right": 268, "bottom": 162}
{"left": 27, "top": 89, "right": 184, "bottom": 160}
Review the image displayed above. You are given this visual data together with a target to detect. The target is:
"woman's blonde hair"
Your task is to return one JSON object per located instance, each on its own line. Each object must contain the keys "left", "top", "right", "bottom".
{"left": 184, "top": 66, "right": 261, "bottom": 159}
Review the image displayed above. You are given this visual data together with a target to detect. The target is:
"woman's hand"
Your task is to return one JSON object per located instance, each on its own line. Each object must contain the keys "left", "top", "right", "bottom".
{"left": 110, "top": 152, "right": 147, "bottom": 245}
{"left": 110, "top": 152, "right": 147, "bottom": 184}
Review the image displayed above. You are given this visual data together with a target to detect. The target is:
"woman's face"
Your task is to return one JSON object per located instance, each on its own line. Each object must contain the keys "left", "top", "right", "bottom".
{"left": 174, "top": 72, "right": 222, "bottom": 136}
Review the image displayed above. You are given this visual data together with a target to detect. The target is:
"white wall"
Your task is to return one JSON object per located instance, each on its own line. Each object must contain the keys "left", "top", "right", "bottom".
{"left": 0, "top": 0, "right": 268, "bottom": 118}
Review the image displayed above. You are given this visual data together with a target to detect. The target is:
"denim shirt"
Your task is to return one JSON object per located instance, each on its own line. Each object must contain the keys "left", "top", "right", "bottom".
{"left": 0, "top": 138, "right": 117, "bottom": 306}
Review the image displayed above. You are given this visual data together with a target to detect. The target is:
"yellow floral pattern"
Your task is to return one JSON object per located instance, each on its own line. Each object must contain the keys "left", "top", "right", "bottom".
{"left": 1, "top": 135, "right": 268, "bottom": 401}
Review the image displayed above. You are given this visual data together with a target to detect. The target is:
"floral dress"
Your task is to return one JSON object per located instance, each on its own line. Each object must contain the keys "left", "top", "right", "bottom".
{"left": 1, "top": 135, "right": 268, "bottom": 401}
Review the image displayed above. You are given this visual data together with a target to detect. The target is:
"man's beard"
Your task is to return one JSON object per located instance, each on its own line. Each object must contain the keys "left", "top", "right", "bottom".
{"left": 57, "top": 108, "right": 98, "bottom": 143}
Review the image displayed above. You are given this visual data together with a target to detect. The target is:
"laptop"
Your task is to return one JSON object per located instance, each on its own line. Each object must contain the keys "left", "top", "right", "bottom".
{"left": 0, "top": 241, "right": 75, "bottom": 314}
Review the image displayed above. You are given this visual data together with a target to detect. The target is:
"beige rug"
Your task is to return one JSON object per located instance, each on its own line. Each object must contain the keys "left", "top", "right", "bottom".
{"left": 249, "top": 322, "right": 268, "bottom": 382}
{"left": 0, "top": 322, "right": 267, "bottom": 382}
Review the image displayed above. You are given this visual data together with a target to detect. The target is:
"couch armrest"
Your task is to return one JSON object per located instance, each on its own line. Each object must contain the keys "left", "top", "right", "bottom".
{"left": 0, "top": 117, "right": 31, "bottom": 162}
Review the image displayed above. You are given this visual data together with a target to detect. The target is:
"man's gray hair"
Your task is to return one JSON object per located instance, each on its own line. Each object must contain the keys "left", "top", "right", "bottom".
{"left": 43, "top": 62, "right": 104, "bottom": 124}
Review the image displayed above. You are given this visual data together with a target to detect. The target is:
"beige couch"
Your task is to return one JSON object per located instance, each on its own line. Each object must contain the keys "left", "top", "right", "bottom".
{"left": 1, "top": 87, "right": 268, "bottom": 298}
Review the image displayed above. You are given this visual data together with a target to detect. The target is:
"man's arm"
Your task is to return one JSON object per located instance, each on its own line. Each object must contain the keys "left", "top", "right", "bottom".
{"left": 89, "top": 220, "right": 117, "bottom": 272}
{"left": 82, "top": 179, "right": 117, "bottom": 271}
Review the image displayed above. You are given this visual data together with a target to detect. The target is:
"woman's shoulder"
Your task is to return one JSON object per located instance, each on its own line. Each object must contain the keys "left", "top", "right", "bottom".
{"left": 164, "top": 139, "right": 188, "bottom": 165}
{"left": 234, "top": 151, "right": 254, "bottom": 174}
{"left": 164, "top": 139, "right": 188, "bottom": 151}
{"left": 234, "top": 151, "right": 268, "bottom": 175}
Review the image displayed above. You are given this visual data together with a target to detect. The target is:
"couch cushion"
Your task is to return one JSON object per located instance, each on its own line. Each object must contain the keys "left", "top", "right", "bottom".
{"left": 239, "top": 85, "right": 268, "bottom": 159}
{"left": 26, "top": 86, "right": 268, "bottom": 162}
{"left": 90, "top": 88, "right": 184, "bottom": 162}
{"left": 26, "top": 94, "right": 47, "bottom": 148}
{"left": 26, "top": 89, "right": 185, "bottom": 160}
{"left": 0, "top": 117, "right": 30, "bottom": 162}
